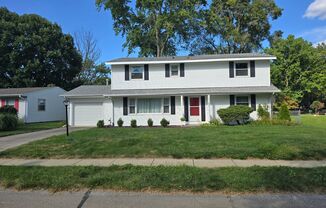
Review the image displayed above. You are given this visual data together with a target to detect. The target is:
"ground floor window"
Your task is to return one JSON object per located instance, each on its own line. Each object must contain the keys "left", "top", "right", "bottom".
{"left": 6, "top": 99, "right": 15, "bottom": 106}
{"left": 236, "top": 96, "right": 249, "bottom": 106}
{"left": 38, "top": 99, "right": 46, "bottom": 111}
{"left": 129, "top": 98, "right": 136, "bottom": 114}
{"left": 128, "top": 98, "right": 170, "bottom": 114}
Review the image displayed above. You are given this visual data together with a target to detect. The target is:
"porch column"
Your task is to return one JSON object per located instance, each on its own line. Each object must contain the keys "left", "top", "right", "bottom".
{"left": 207, "top": 94, "right": 211, "bottom": 121}
{"left": 180, "top": 95, "right": 184, "bottom": 117}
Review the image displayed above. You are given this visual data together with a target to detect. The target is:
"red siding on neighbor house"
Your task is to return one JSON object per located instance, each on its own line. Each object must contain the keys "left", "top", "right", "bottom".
{"left": 1, "top": 99, "right": 5, "bottom": 107}
{"left": 14, "top": 99, "right": 19, "bottom": 111}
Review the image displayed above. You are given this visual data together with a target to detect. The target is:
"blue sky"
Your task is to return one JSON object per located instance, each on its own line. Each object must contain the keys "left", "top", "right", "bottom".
{"left": 1, "top": 0, "right": 325, "bottom": 63}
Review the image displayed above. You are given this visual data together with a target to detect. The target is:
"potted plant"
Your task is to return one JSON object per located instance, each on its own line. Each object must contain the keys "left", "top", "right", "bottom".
{"left": 180, "top": 116, "right": 186, "bottom": 126}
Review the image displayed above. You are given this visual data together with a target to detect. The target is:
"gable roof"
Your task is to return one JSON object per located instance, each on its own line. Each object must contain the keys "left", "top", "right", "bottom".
{"left": 63, "top": 84, "right": 280, "bottom": 98}
{"left": 0, "top": 87, "right": 58, "bottom": 97}
{"left": 62, "top": 85, "right": 111, "bottom": 97}
{"left": 107, "top": 53, "right": 276, "bottom": 65}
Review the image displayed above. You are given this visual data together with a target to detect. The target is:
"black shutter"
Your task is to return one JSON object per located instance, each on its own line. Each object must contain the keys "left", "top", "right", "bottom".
{"left": 230, "top": 95, "right": 235, "bottom": 106}
{"left": 229, "top": 61, "right": 234, "bottom": 78}
{"left": 165, "top": 64, "right": 170, "bottom": 77}
{"left": 180, "top": 63, "right": 185, "bottom": 77}
{"left": 250, "top": 61, "right": 255, "bottom": 77}
{"left": 171, "top": 96, "right": 175, "bottom": 115}
{"left": 184, "top": 96, "right": 189, "bottom": 122}
{"left": 251, "top": 94, "right": 256, "bottom": 111}
{"left": 123, "top": 97, "right": 128, "bottom": 115}
{"left": 201, "top": 96, "right": 206, "bottom": 121}
{"left": 124, "top": 65, "right": 129, "bottom": 81}
{"left": 144, "top": 64, "right": 149, "bottom": 80}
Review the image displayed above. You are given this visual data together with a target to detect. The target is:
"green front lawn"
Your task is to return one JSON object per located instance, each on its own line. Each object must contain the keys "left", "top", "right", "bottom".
{"left": 0, "top": 121, "right": 64, "bottom": 137}
{"left": 0, "top": 115, "right": 325, "bottom": 160}
{"left": 0, "top": 165, "right": 325, "bottom": 193}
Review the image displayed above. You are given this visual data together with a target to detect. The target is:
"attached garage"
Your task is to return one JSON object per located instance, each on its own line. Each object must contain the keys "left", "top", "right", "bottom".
{"left": 73, "top": 102, "right": 104, "bottom": 126}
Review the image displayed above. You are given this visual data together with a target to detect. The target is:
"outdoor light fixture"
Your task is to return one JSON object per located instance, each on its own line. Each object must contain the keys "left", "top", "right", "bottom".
{"left": 63, "top": 98, "right": 70, "bottom": 136}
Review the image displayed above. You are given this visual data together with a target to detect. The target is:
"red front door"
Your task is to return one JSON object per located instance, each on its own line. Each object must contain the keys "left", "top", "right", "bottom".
{"left": 189, "top": 97, "right": 200, "bottom": 116}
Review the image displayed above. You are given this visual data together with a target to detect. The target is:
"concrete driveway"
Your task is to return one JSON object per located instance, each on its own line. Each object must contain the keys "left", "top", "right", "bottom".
{"left": 0, "top": 127, "right": 86, "bottom": 152}
{"left": 0, "top": 189, "right": 325, "bottom": 208}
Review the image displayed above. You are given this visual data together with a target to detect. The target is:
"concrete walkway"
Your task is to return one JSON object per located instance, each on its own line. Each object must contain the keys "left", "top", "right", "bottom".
{"left": 1, "top": 188, "right": 325, "bottom": 208}
{"left": 0, "top": 158, "right": 325, "bottom": 168}
{"left": 0, "top": 127, "right": 87, "bottom": 152}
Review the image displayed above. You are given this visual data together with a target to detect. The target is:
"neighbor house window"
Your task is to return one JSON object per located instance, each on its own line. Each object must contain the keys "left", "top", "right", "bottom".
{"left": 38, "top": 99, "right": 46, "bottom": 111}
{"left": 163, "top": 98, "right": 170, "bottom": 113}
{"left": 235, "top": 62, "right": 248, "bottom": 76}
{"left": 6, "top": 99, "right": 15, "bottom": 106}
{"left": 137, "top": 98, "right": 162, "bottom": 113}
{"left": 236, "top": 96, "right": 249, "bottom": 106}
{"left": 131, "top": 66, "right": 143, "bottom": 79}
{"left": 170, "top": 64, "right": 179, "bottom": 76}
{"left": 129, "top": 98, "right": 136, "bottom": 114}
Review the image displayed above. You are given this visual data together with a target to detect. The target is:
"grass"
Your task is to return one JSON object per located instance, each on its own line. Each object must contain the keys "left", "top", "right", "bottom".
{"left": 0, "top": 165, "right": 325, "bottom": 193}
{"left": 0, "top": 115, "right": 325, "bottom": 160}
{"left": 0, "top": 121, "right": 64, "bottom": 137}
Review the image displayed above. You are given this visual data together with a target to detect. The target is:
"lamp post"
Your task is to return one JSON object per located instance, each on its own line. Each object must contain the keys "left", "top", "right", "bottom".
{"left": 63, "top": 99, "right": 69, "bottom": 136}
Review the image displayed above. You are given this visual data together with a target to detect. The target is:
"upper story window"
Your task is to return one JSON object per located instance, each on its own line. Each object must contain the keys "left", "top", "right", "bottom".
{"left": 236, "top": 96, "right": 249, "bottom": 106}
{"left": 170, "top": 64, "right": 179, "bottom": 76}
{"left": 38, "top": 99, "right": 46, "bottom": 111}
{"left": 235, "top": 62, "right": 249, "bottom": 77}
{"left": 131, "top": 66, "right": 143, "bottom": 79}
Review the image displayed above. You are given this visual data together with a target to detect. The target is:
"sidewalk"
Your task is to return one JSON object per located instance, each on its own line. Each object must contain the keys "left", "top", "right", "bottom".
{"left": 0, "top": 158, "right": 325, "bottom": 168}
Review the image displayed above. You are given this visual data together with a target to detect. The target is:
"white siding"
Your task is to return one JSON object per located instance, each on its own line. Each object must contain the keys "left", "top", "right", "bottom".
{"left": 25, "top": 87, "right": 66, "bottom": 123}
{"left": 111, "top": 60, "right": 271, "bottom": 90}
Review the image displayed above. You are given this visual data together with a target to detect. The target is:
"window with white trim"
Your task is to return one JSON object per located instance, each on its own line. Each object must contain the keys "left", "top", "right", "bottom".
{"left": 163, "top": 98, "right": 170, "bottom": 113}
{"left": 236, "top": 96, "right": 249, "bottom": 106}
{"left": 38, "top": 99, "right": 46, "bottom": 111}
{"left": 6, "top": 99, "right": 15, "bottom": 106}
{"left": 129, "top": 98, "right": 136, "bottom": 114}
{"left": 235, "top": 62, "right": 248, "bottom": 76}
{"left": 170, "top": 64, "right": 179, "bottom": 76}
{"left": 130, "top": 66, "right": 143, "bottom": 79}
{"left": 137, "top": 98, "right": 161, "bottom": 113}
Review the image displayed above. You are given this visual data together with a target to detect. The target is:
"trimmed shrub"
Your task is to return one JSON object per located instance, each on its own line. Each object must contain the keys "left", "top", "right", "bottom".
{"left": 97, "top": 120, "right": 104, "bottom": 128}
{"left": 257, "top": 104, "right": 270, "bottom": 120}
{"left": 180, "top": 117, "right": 186, "bottom": 122}
{"left": 130, "top": 119, "right": 137, "bottom": 128}
{"left": 0, "top": 114, "right": 18, "bottom": 131}
{"left": 0, "top": 105, "right": 18, "bottom": 116}
{"left": 217, "top": 105, "right": 253, "bottom": 125}
{"left": 209, "top": 118, "right": 221, "bottom": 126}
{"left": 147, "top": 118, "right": 153, "bottom": 127}
{"left": 310, "top": 101, "right": 324, "bottom": 114}
{"left": 160, "top": 118, "right": 169, "bottom": 127}
{"left": 277, "top": 103, "right": 291, "bottom": 121}
{"left": 117, "top": 118, "right": 123, "bottom": 127}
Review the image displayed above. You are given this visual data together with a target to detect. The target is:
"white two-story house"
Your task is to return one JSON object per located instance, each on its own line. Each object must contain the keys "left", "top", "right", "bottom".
{"left": 63, "top": 54, "right": 280, "bottom": 127}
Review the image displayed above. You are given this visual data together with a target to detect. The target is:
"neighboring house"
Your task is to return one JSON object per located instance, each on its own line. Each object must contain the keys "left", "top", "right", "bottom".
{"left": 0, "top": 87, "right": 66, "bottom": 123}
{"left": 63, "top": 53, "right": 280, "bottom": 127}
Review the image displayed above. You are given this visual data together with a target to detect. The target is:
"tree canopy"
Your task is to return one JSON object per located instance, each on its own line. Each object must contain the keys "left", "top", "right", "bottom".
{"left": 266, "top": 35, "right": 326, "bottom": 107}
{"left": 97, "top": 0, "right": 282, "bottom": 56}
{"left": 96, "top": 0, "right": 207, "bottom": 57}
{"left": 0, "top": 7, "right": 82, "bottom": 90}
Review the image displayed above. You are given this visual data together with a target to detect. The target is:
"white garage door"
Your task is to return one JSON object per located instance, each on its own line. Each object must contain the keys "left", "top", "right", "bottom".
{"left": 73, "top": 103, "right": 103, "bottom": 126}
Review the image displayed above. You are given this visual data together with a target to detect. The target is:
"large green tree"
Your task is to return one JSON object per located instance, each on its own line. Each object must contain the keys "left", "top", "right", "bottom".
{"left": 266, "top": 35, "right": 326, "bottom": 107}
{"left": 96, "top": 0, "right": 206, "bottom": 57}
{"left": 190, "top": 0, "right": 282, "bottom": 55}
{"left": 0, "top": 7, "right": 82, "bottom": 90}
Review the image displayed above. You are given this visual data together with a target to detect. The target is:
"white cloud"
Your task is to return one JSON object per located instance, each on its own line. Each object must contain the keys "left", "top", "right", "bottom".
{"left": 304, "top": 0, "right": 326, "bottom": 20}
{"left": 313, "top": 40, "right": 326, "bottom": 47}
{"left": 300, "top": 26, "right": 326, "bottom": 44}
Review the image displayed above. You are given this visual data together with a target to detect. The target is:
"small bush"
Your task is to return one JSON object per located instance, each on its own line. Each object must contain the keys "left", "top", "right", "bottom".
{"left": 0, "top": 114, "right": 18, "bottom": 131}
{"left": 0, "top": 105, "right": 18, "bottom": 116}
{"left": 180, "top": 117, "right": 186, "bottom": 122}
{"left": 130, "top": 119, "right": 137, "bottom": 128}
{"left": 147, "top": 118, "right": 153, "bottom": 127}
{"left": 117, "top": 118, "right": 123, "bottom": 127}
{"left": 97, "top": 120, "right": 104, "bottom": 128}
{"left": 310, "top": 101, "right": 324, "bottom": 114}
{"left": 217, "top": 105, "right": 253, "bottom": 125}
{"left": 160, "top": 118, "right": 169, "bottom": 127}
{"left": 257, "top": 104, "right": 270, "bottom": 120}
{"left": 277, "top": 103, "right": 291, "bottom": 121}
{"left": 201, "top": 119, "right": 221, "bottom": 127}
